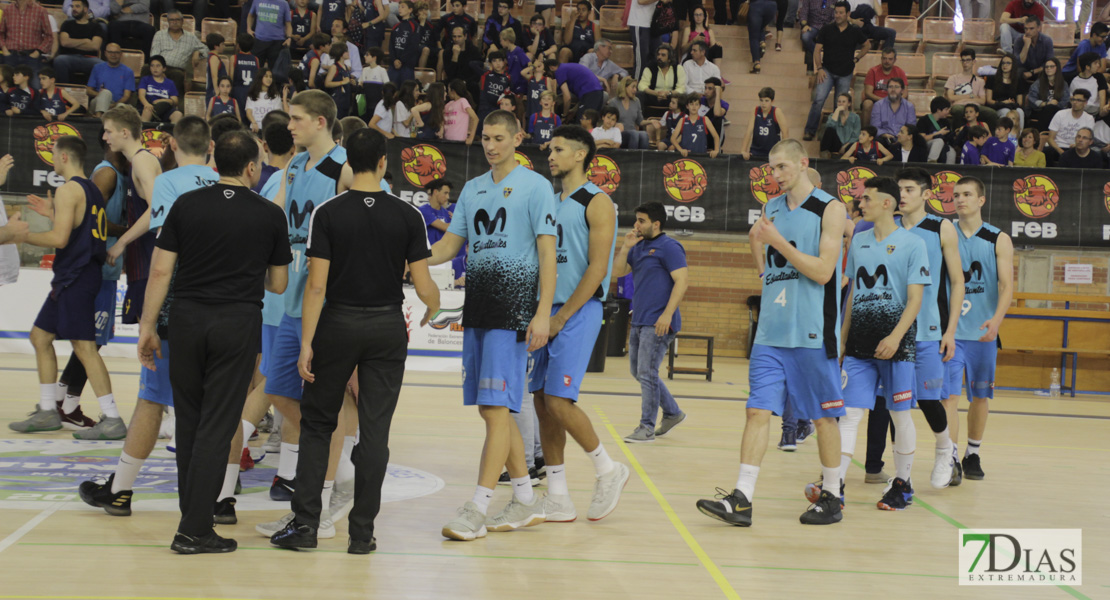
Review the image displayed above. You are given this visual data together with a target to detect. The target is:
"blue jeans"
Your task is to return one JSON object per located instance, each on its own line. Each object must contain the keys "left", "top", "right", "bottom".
{"left": 52, "top": 54, "right": 103, "bottom": 84}
{"left": 805, "top": 71, "right": 852, "bottom": 135}
{"left": 629, "top": 325, "right": 680, "bottom": 431}
{"left": 747, "top": 0, "right": 778, "bottom": 63}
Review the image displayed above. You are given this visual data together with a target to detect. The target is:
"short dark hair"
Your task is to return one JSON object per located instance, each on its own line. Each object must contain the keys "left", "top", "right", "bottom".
{"left": 424, "top": 178, "right": 452, "bottom": 193}
{"left": 149, "top": 54, "right": 167, "bottom": 68}
{"left": 833, "top": 0, "right": 851, "bottom": 11}
{"left": 236, "top": 32, "right": 254, "bottom": 52}
{"left": 213, "top": 130, "right": 259, "bottom": 177}
{"left": 704, "top": 76, "right": 722, "bottom": 88}
{"left": 960, "top": 48, "right": 976, "bottom": 59}
{"left": 1092, "top": 22, "right": 1109, "bottom": 36}
{"left": 886, "top": 77, "right": 905, "bottom": 89}
{"left": 551, "top": 124, "right": 596, "bottom": 169}
{"left": 758, "top": 86, "right": 775, "bottom": 100}
{"left": 861, "top": 125, "right": 878, "bottom": 138}
{"left": 1078, "top": 51, "right": 1101, "bottom": 72}
{"left": 1073, "top": 88, "right": 1092, "bottom": 101}
{"left": 484, "top": 109, "right": 520, "bottom": 134}
{"left": 955, "top": 176, "right": 985, "bottom": 198}
{"left": 690, "top": 40, "right": 708, "bottom": 53}
{"left": 964, "top": 102, "right": 980, "bottom": 114}
{"left": 53, "top": 136, "right": 87, "bottom": 167}
{"left": 896, "top": 167, "right": 932, "bottom": 192}
{"left": 209, "top": 113, "right": 244, "bottom": 144}
{"left": 882, "top": 47, "right": 897, "bottom": 57}
{"left": 580, "top": 108, "right": 599, "bottom": 127}
{"left": 967, "top": 125, "right": 989, "bottom": 139}
{"left": 173, "top": 116, "right": 211, "bottom": 156}
{"left": 261, "top": 109, "right": 289, "bottom": 133}
{"left": 71, "top": 0, "right": 86, "bottom": 7}
{"left": 345, "top": 129, "right": 389, "bottom": 175}
{"left": 310, "top": 32, "right": 331, "bottom": 50}
{"left": 599, "top": 105, "right": 619, "bottom": 120}
{"left": 205, "top": 33, "right": 224, "bottom": 51}
{"left": 863, "top": 176, "right": 899, "bottom": 203}
{"left": 488, "top": 50, "right": 507, "bottom": 62}
{"left": 38, "top": 66, "right": 55, "bottom": 80}
{"left": 930, "top": 96, "right": 951, "bottom": 113}
{"left": 530, "top": 14, "right": 544, "bottom": 24}
{"left": 329, "top": 42, "right": 347, "bottom": 61}
{"left": 635, "top": 202, "right": 667, "bottom": 230}
{"left": 14, "top": 65, "right": 32, "bottom": 79}
{"left": 264, "top": 121, "right": 294, "bottom": 155}
{"left": 331, "top": 119, "right": 343, "bottom": 142}
{"left": 997, "top": 116, "right": 1014, "bottom": 131}
{"left": 1024, "top": 15, "right": 1041, "bottom": 26}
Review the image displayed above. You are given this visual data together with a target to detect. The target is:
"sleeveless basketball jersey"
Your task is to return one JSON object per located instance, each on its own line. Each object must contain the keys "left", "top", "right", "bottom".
{"left": 754, "top": 190, "right": 843, "bottom": 356}
{"left": 210, "top": 96, "right": 237, "bottom": 117}
{"left": 93, "top": 160, "right": 127, "bottom": 283}
{"left": 526, "top": 77, "right": 546, "bottom": 117}
{"left": 680, "top": 116, "right": 708, "bottom": 153}
{"left": 301, "top": 50, "right": 325, "bottom": 88}
{"left": 232, "top": 53, "right": 259, "bottom": 97}
{"left": 331, "top": 64, "right": 351, "bottom": 117}
{"left": 529, "top": 113, "right": 559, "bottom": 144}
{"left": 52, "top": 177, "right": 106, "bottom": 291}
{"left": 284, "top": 144, "right": 347, "bottom": 318}
{"left": 37, "top": 88, "right": 67, "bottom": 117}
{"left": 205, "top": 52, "right": 227, "bottom": 102}
{"left": 554, "top": 182, "right": 616, "bottom": 305}
{"left": 291, "top": 8, "right": 314, "bottom": 40}
{"left": 570, "top": 22, "right": 594, "bottom": 56}
{"left": 956, "top": 221, "right": 1001, "bottom": 341}
{"left": 855, "top": 141, "right": 880, "bottom": 162}
{"left": 901, "top": 213, "right": 947, "bottom": 342}
{"left": 124, "top": 150, "right": 157, "bottom": 283}
{"left": 318, "top": 0, "right": 345, "bottom": 34}
{"left": 749, "top": 106, "right": 780, "bottom": 157}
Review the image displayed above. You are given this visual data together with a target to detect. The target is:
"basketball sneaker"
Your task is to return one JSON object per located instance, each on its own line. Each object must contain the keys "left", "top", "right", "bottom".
{"left": 949, "top": 460, "right": 963, "bottom": 486}
{"left": 533, "top": 456, "right": 546, "bottom": 478}
{"left": 588, "top": 462, "right": 630, "bottom": 521}
{"left": 961, "top": 454, "right": 985, "bottom": 480}
{"left": 257, "top": 411, "right": 274, "bottom": 433}
{"left": 214, "top": 497, "right": 237, "bottom": 524}
{"left": 59, "top": 405, "right": 97, "bottom": 430}
{"left": 777, "top": 430, "right": 797, "bottom": 451}
{"left": 541, "top": 493, "right": 577, "bottom": 522}
{"left": 930, "top": 448, "right": 954, "bottom": 489}
{"left": 864, "top": 470, "right": 890, "bottom": 484}
{"left": 877, "top": 477, "right": 914, "bottom": 511}
{"left": 270, "top": 476, "right": 295, "bottom": 501}
{"left": 262, "top": 430, "right": 282, "bottom": 454}
{"left": 239, "top": 448, "right": 254, "bottom": 472}
{"left": 800, "top": 490, "right": 843, "bottom": 525}
{"left": 78, "top": 474, "right": 132, "bottom": 516}
{"left": 795, "top": 421, "right": 815, "bottom": 444}
{"left": 442, "top": 502, "right": 488, "bottom": 541}
{"left": 486, "top": 495, "right": 546, "bottom": 532}
{"left": 270, "top": 520, "right": 317, "bottom": 549}
{"left": 695, "top": 488, "right": 752, "bottom": 527}
{"left": 656, "top": 412, "right": 687, "bottom": 437}
{"left": 329, "top": 479, "right": 355, "bottom": 523}
{"left": 72, "top": 416, "right": 126, "bottom": 440}
{"left": 497, "top": 469, "right": 541, "bottom": 486}
{"left": 171, "top": 531, "right": 237, "bottom": 554}
{"left": 255, "top": 512, "right": 294, "bottom": 537}
{"left": 158, "top": 413, "right": 174, "bottom": 439}
{"left": 9, "top": 407, "right": 62, "bottom": 433}
{"left": 623, "top": 425, "right": 655, "bottom": 443}
{"left": 803, "top": 477, "right": 845, "bottom": 509}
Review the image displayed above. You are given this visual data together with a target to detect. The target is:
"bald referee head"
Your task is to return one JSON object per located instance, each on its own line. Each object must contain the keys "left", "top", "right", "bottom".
{"left": 213, "top": 130, "right": 264, "bottom": 189}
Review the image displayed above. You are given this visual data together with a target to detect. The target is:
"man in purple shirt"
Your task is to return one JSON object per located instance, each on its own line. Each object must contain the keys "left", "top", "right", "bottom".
{"left": 869, "top": 78, "right": 915, "bottom": 148}
{"left": 544, "top": 58, "right": 603, "bottom": 122}
{"left": 248, "top": 0, "right": 292, "bottom": 75}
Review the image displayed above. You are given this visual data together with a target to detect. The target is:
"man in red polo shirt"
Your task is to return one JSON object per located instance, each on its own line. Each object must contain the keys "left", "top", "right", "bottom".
{"left": 862, "top": 47, "right": 907, "bottom": 127}
{"left": 0, "top": 0, "right": 54, "bottom": 89}
{"left": 1000, "top": 0, "right": 1046, "bottom": 55}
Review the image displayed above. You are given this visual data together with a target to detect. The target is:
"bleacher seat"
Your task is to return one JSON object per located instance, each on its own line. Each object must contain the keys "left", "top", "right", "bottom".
{"left": 960, "top": 19, "right": 998, "bottom": 55}
{"left": 414, "top": 68, "right": 437, "bottom": 86}
{"left": 200, "top": 18, "right": 237, "bottom": 53}
{"left": 907, "top": 89, "right": 936, "bottom": 116}
{"left": 192, "top": 54, "right": 233, "bottom": 86}
{"left": 561, "top": 3, "right": 575, "bottom": 29}
{"left": 920, "top": 18, "right": 959, "bottom": 56}
{"left": 599, "top": 6, "right": 628, "bottom": 42}
{"left": 184, "top": 92, "right": 206, "bottom": 117}
{"left": 884, "top": 15, "right": 918, "bottom": 53}
{"left": 1043, "top": 23, "right": 1079, "bottom": 58}
{"left": 120, "top": 50, "right": 146, "bottom": 80}
{"left": 611, "top": 41, "right": 634, "bottom": 70}
{"left": 899, "top": 54, "right": 928, "bottom": 88}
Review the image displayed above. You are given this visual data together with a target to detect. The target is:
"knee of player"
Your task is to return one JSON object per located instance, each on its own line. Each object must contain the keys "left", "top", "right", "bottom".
{"left": 745, "top": 406, "right": 772, "bottom": 423}
{"left": 29, "top": 327, "right": 54, "bottom": 348}
{"left": 477, "top": 404, "right": 510, "bottom": 422}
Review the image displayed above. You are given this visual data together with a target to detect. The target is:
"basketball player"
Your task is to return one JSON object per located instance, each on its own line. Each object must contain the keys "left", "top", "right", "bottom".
{"left": 696, "top": 139, "right": 846, "bottom": 526}
{"left": 530, "top": 125, "right": 629, "bottom": 523}
{"left": 943, "top": 177, "right": 1013, "bottom": 482}
{"left": 9, "top": 138, "right": 119, "bottom": 439}
{"left": 837, "top": 177, "right": 928, "bottom": 511}
{"left": 429, "top": 110, "right": 558, "bottom": 541}
{"left": 895, "top": 168, "right": 965, "bottom": 488}
{"left": 79, "top": 117, "right": 220, "bottom": 517}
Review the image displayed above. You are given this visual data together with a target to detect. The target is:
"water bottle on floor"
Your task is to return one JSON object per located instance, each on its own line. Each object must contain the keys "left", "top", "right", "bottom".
{"left": 1049, "top": 368, "right": 1061, "bottom": 398}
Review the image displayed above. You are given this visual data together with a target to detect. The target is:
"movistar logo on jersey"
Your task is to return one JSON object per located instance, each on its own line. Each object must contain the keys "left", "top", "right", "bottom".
{"left": 765, "top": 240, "right": 798, "bottom": 269}
{"left": 151, "top": 205, "right": 165, "bottom": 219}
{"left": 856, "top": 264, "right": 890, "bottom": 289}
{"left": 963, "top": 261, "right": 983, "bottom": 283}
{"left": 288, "top": 200, "right": 315, "bottom": 229}
{"left": 920, "top": 266, "right": 930, "bottom": 277}
{"left": 474, "top": 207, "right": 507, "bottom": 235}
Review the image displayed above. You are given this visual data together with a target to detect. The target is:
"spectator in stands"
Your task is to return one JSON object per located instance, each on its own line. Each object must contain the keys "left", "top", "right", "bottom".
{"left": 820, "top": 92, "right": 860, "bottom": 158}
{"left": 848, "top": 0, "right": 895, "bottom": 52}
{"left": 1000, "top": 0, "right": 1046, "bottom": 55}
{"left": 1068, "top": 52, "right": 1105, "bottom": 117}
{"left": 150, "top": 10, "right": 205, "bottom": 96}
{"left": 681, "top": 41, "right": 720, "bottom": 95}
{"left": 1058, "top": 126, "right": 1105, "bottom": 167}
{"left": 521, "top": 60, "right": 550, "bottom": 118}
{"left": 950, "top": 103, "right": 989, "bottom": 163}
{"left": 1027, "top": 57, "right": 1070, "bottom": 131}
{"left": 248, "top": 0, "right": 292, "bottom": 75}
{"left": 638, "top": 44, "right": 685, "bottom": 109}
{"left": 1046, "top": 89, "right": 1096, "bottom": 165}
{"left": 546, "top": 58, "right": 605, "bottom": 122}
{"left": 477, "top": 52, "right": 511, "bottom": 126}
{"left": 740, "top": 86, "right": 786, "bottom": 161}
{"left": 628, "top": 0, "right": 657, "bottom": 79}
{"left": 395, "top": 79, "right": 420, "bottom": 137}
{"left": 0, "top": 0, "right": 54, "bottom": 89}
{"left": 559, "top": 0, "right": 598, "bottom": 64}
{"left": 746, "top": 0, "right": 777, "bottom": 74}
{"left": 63, "top": 0, "right": 110, "bottom": 20}
{"left": 500, "top": 29, "right": 530, "bottom": 94}
{"left": 870, "top": 78, "right": 915, "bottom": 148}
{"left": 982, "top": 117, "right": 1016, "bottom": 166}
{"left": 245, "top": 68, "right": 284, "bottom": 132}
{"left": 35, "top": 67, "right": 79, "bottom": 120}
{"left": 1062, "top": 22, "right": 1107, "bottom": 83}
{"left": 203, "top": 33, "right": 226, "bottom": 103}
{"left": 862, "top": 48, "right": 907, "bottom": 127}
{"left": 592, "top": 106, "right": 623, "bottom": 149}
{"left": 290, "top": 0, "right": 320, "bottom": 61}
{"left": 415, "top": 2, "right": 439, "bottom": 70}
{"left": 803, "top": 1, "right": 869, "bottom": 141}
{"left": 672, "top": 92, "right": 720, "bottom": 157}
{"left": 580, "top": 39, "right": 627, "bottom": 96}
{"left": 390, "top": 1, "right": 420, "bottom": 83}
{"left": 54, "top": 0, "right": 104, "bottom": 84}
{"left": 361, "top": 47, "right": 388, "bottom": 84}
{"left": 893, "top": 124, "right": 929, "bottom": 163}
{"left": 1066, "top": 0, "right": 1095, "bottom": 41}
{"left": 1016, "top": 16, "right": 1053, "bottom": 84}
{"left": 532, "top": 0, "right": 554, "bottom": 29}
{"left": 700, "top": 77, "right": 729, "bottom": 149}
{"left": 529, "top": 89, "right": 561, "bottom": 147}
{"left": 713, "top": 0, "right": 741, "bottom": 26}
{"left": 207, "top": 76, "right": 241, "bottom": 121}
{"left": 444, "top": 79, "right": 478, "bottom": 143}
{"left": 3, "top": 65, "right": 35, "bottom": 115}
{"left": 1015, "top": 127, "right": 1046, "bottom": 166}
{"left": 798, "top": 0, "right": 835, "bottom": 73}
{"left": 679, "top": 7, "right": 723, "bottom": 67}
{"left": 0, "top": 65, "right": 16, "bottom": 111}
{"left": 138, "top": 55, "right": 182, "bottom": 123}
{"left": 525, "top": 14, "right": 557, "bottom": 63}
{"left": 959, "top": 0, "right": 990, "bottom": 21}
{"left": 413, "top": 80, "right": 447, "bottom": 138}
{"left": 960, "top": 125, "right": 989, "bottom": 165}
{"left": 579, "top": 107, "right": 597, "bottom": 130}
{"left": 108, "top": 0, "right": 155, "bottom": 58}
{"left": 497, "top": 91, "right": 524, "bottom": 127}
{"left": 650, "top": 0, "right": 679, "bottom": 56}
{"left": 436, "top": 0, "right": 476, "bottom": 49}
{"left": 842, "top": 125, "right": 892, "bottom": 164}
{"left": 945, "top": 49, "right": 993, "bottom": 130}
{"left": 609, "top": 76, "right": 652, "bottom": 149}
{"left": 917, "top": 96, "right": 952, "bottom": 162}
{"left": 300, "top": 33, "right": 329, "bottom": 90}
{"left": 986, "top": 53, "right": 1026, "bottom": 133}
{"left": 483, "top": 0, "right": 523, "bottom": 54}
{"left": 324, "top": 42, "right": 353, "bottom": 118}
{"left": 657, "top": 94, "right": 683, "bottom": 150}
{"left": 85, "top": 43, "right": 134, "bottom": 116}
{"left": 316, "top": 0, "right": 346, "bottom": 36}
{"left": 441, "top": 25, "right": 483, "bottom": 85}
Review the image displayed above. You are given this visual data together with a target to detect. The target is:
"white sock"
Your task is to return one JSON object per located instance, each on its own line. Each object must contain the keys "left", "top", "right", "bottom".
{"left": 837, "top": 454, "right": 853, "bottom": 486}
{"left": 838, "top": 407, "right": 865, "bottom": 482}
{"left": 56, "top": 382, "right": 68, "bottom": 402}
{"left": 39, "top": 384, "right": 55, "bottom": 411}
{"left": 822, "top": 465, "right": 841, "bottom": 497}
{"left": 965, "top": 438, "right": 981, "bottom": 457}
{"left": 546, "top": 464, "right": 569, "bottom": 495}
{"left": 217, "top": 464, "right": 238, "bottom": 501}
{"left": 335, "top": 436, "right": 356, "bottom": 484}
{"left": 472, "top": 485, "right": 494, "bottom": 514}
{"left": 241, "top": 420, "right": 255, "bottom": 450}
{"left": 97, "top": 393, "right": 119, "bottom": 419}
{"left": 321, "top": 480, "right": 334, "bottom": 511}
{"left": 587, "top": 443, "right": 615, "bottom": 476}
{"left": 62, "top": 395, "right": 81, "bottom": 414}
{"left": 511, "top": 475, "right": 534, "bottom": 504}
{"left": 735, "top": 464, "right": 760, "bottom": 500}
{"left": 112, "top": 451, "right": 144, "bottom": 492}
{"left": 934, "top": 428, "right": 952, "bottom": 452}
{"left": 277, "top": 443, "right": 299, "bottom": 480}
{"left": 891, "top": 409, "right": 917, "bottom": 483}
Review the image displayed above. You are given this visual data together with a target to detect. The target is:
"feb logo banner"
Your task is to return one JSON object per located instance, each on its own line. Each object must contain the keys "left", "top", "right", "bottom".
{"left": 928, "top": 170, "right": 963, "bottom": 216}
{"left": 400, "top": 144, "right": 448, "bottom": 187}
{"left": 748, "top": 164, "right": 781, "bottom": 205}
{"left": 587, "top": 155, "right": 621, "bottom": 194}
{"left": 959, "top": 529, "right": 1081, "bottom": 586}
{"left": 835, "top": 166, "right": 876, "bottom": 204}
{"left": 662, "top": 159, "right": 708, "bottom": 202}
{"left": 33, "top": 122, "right": 82, "bottom": 166}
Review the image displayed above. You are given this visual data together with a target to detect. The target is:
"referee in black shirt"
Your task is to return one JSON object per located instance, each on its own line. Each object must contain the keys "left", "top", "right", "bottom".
{"left": 270, "top": 128, "right": 441, "bottom": 555}
{"left": 139, "top": 130, "right": 292, "bottom": 555}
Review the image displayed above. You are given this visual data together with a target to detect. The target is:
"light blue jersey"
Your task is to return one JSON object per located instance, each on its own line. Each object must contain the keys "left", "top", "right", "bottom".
{"left": 956, "top": 221, "right": 1001, "bottom": 341}
{"left": 901, "top": 213, "right": 948, "bottom": 342}
{"left": 845, "top": 227, "right": 930, "bottom": 362}
{"left": 753, "top": 190, "right": 842, "bottom": 356}
{"left": 93, "top": 160, "right": 127, "bottom": 282}
{"left": 447, "top": 165, "right": 558, "bottom": 331}
{"left": 259, "top": 167, "right": 286, "bottom": 328}
{"left": 554, "top": 182, "right": 616, "bottom": 305}
{"left": 283, "top": 145, "right": 347, "bottom": 318}
{"left": 149, "top": 164, "right": 219, "bottom": 230}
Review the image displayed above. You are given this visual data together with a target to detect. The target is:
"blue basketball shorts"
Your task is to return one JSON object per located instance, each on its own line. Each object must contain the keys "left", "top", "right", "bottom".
{"left": 94, "top": 280, "right": 117, "bottom": 346}
{"left": 258, "top": 323, "right": 279, "bottom": 378}
{"left": 138, "top": 339, "right": 173, "bottom": 406}
{"left": 945, "top": 339, "right": 996, "bottom": 401}
{"left": 34, "top": 263, "right": 100, "bottom": 341}
{"left": 843, "top": 356, "right": 917, "bottom": 412}
{"left": 264, "top": 313, "right": 304, "bottom": 401}
{"left": 463, "top": 327, "right": 528, "bottom": 412}
{"left": 914, "top": 340, "right": 945, "bottom": 401}
{"left": 527, "top": 299, "right": 603, "bottom": 402}
{"left": 747, "top": 344, "right": 846, "bottom": 421}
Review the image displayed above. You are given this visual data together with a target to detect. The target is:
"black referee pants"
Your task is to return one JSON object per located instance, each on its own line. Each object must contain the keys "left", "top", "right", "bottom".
{"left": 168, "top": 300, "right": 261, "bottom": 538}
{"left": 292, "top": 304, "right": 407, "bottom": 542}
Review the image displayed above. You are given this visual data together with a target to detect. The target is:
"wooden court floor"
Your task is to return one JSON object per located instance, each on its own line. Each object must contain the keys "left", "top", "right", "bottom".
{"left": 0, "top": 351, "right": 1107, "bottom": 600}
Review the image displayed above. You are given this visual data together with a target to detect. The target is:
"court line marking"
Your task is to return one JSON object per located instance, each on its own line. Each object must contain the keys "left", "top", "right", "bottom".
{"left": 0, "top": 597, "right": 269, "bottom": 600}
{"left": 593, "top": 406, "right": 741, "bottom": 600}
{"left": 0, "top": 502, "right": 63, "bottom": 554}
{"left": 849, "top": 459, "right": 1090, "bottom": 600}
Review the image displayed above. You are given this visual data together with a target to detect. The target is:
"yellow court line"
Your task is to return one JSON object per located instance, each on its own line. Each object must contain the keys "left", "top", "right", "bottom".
{"left": 593, "top": 407, "right": 741, "bottom": 600}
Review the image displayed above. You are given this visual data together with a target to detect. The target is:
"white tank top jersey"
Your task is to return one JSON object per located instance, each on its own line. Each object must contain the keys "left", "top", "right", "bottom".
{"left": 0, "top": 199, "right": 20, "bottom": 286}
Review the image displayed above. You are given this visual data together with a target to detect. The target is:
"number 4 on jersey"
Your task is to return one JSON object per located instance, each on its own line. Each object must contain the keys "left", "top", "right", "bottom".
{"left": 774, "top": 289, "right": 787, "bottom": 306}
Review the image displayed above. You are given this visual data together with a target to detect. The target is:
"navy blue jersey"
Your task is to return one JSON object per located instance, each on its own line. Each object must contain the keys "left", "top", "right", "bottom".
{"left": 900, "top": 213, "right": 948, "bottom": 342}
{"left": 204, "top": 52, "right": 227, "bottom": 103}
{"left": 568, "top": 21, "right": 594, "bottom": 59}
{"left": 330, "top": 63, "right": 351, "bottom": 118}
{"left": 35, "top": 88, "right": 67, "bottom": 117}
{"left": 124, "top": 150, "right": 157, "bottom": 283}
{"left": 478, "top": 70, "right": 511, "bottom": 115}
{"left": 956, "top": 221, "right": 1001, "bottom": 341}
{"left": 749, "top": 106, "right": 780, "bottom": 157}
{"left": 6, "top": 87, "right": 34, "bottom": 112}
{"left": 525, "top": 77, "right": 547, "bottom": 116}
{"left": 291, "top": 7, "right": 314, "bottom": 43}
{"left": 318, "top": 0, "right": 345, "bottom": 34}
{"left": 854, "top": 141, "right": 881, "bottom": 162}
{"left": 679, "top": 115, "right": 708, "bottom": 153}
{"left": 528, "top": 112, "right": 560, "bottom": 143}
{"left": 52, "top": 177, "right": 107, "bottom": 291}
{"left": 391, "top": 19, "right": 421, "bottom": 68}
{"left": 232, "top": 52, "right": 260, "bottom": 97}
{"left": 301, "top": 49, "right": 325, "bottom": 88}
{"left": 209, "top": 95, "right": 238, "bottom": 117}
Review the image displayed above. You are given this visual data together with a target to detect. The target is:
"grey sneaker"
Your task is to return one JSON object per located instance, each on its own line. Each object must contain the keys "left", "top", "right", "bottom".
{"left": 72, "top": 416, "right": 126, "bottom": 440}
{"left": 257, "top": 411, "right": 274, "bottom": 433}
{"left": 9, "top": 407, "right": 62, "bottom": 433}
{"left": 588, "top": 462, "right": 630, "bottom": 521}
{"left": 656, "top": 412, "right": 687, "bottom": 437}
{"left": 865, "top": 470, "right": 891, "bottom": 484}
{"left": 256, "top": 511, "right": 295, "bottom": 537}
{"left": 930, "top": 448, "right": 954, "bottom": 490}
{"left": 623, "top": 426, "right": 655, "bottom": 443}
{"left": 329, "top": 479, "right": 355, "bottom": 523}
{"left": 318, "top": 508, "right": 336, "bottom": 539}
{"left": 486, "top": 495, "right": 546, "bottom": 532}
{"left": 442, "top": 501, "right": 488, "bottom": 541}
{"left": 542, "top": 493, "right": 577, "bottom": 523}
{"left": 262, "top": 430, "right": 282, "bottom": 454}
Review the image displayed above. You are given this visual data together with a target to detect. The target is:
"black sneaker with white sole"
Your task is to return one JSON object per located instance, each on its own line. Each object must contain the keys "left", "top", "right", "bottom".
{"left": 962, "top": 454, "right": 985, "bottom": 480}
{"left": 695, "top": 488, "right": 752, "bottom": 527}
{"left": 799, "top": 490, "right": 843, "bottom": 525}
{"left": 949, "top": 460, "right": 963, "bottom": 486}
{"left": 214, "top": 497, "right": 237, "bottom": 524}
{"left": 78, "top": 474, "right": 132, "bottom": 516}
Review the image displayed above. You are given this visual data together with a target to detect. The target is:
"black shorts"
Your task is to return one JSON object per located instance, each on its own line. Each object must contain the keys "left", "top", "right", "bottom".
{"left": 122, "top": 277, "right": 147, "bottom": 325}
{"left": 34, "top": 263, "right": 101, "bottom": 341}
